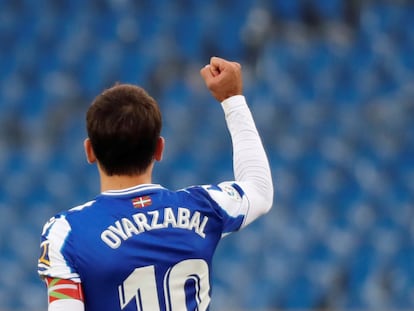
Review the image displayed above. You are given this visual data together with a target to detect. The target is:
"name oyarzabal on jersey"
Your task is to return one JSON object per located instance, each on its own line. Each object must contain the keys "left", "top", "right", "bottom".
{"left": 101, "top": 205, "right": 209, "bottom": 249}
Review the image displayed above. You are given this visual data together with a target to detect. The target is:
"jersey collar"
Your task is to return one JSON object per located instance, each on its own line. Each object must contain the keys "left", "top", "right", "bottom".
{"left": 100, "top": 184, "right": 165, "bottom": 196}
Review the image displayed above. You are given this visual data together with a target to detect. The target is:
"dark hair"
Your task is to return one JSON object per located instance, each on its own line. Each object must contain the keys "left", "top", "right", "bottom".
{"left": 86, "top": 84, "right": 162, "bottom": 176}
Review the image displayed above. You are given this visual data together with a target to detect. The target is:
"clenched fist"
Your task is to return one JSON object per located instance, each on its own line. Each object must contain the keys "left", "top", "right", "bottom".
{"left": 200, "top": 57, "right": 243, "bottom": 102}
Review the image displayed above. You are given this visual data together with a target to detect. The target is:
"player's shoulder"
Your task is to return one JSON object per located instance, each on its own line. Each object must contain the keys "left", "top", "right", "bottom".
{"left": 176, "top": 184, "right": 213, "bottom": 201}
{"left": 206, "top": 182, "right": 245, "bottom": 201}
{"left": 54, "top": 199, "right": 97, "bottom": 221}
{"left": 68, "top": 199, "right": 96, "bottom": 213}
{"left": 41, "top": 200, "right": 96, "bottom": 234}
{"left": 184, "top": 182, "right": 244, "bottom": 198}
{"left": 178, "top": 182, "right": 245, "bottom": 206}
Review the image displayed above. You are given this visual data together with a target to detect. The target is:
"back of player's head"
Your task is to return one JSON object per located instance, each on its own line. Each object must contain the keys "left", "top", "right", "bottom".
{"left": 86, "top": 84, "right": 162, "bottom": 176}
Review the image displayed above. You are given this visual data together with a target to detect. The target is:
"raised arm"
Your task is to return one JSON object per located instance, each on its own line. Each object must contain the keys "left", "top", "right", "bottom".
{"left": 200, "top": 57, "right": 273, "bottom": 226}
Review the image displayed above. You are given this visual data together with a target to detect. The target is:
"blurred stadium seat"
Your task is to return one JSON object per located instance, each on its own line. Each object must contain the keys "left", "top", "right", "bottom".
{"left": 0, "top": 0, "right": 413, "bottom": 310}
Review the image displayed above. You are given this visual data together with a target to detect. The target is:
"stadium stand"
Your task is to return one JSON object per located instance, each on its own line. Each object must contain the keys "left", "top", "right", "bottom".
{"left": 0, "top": 0, "right": 413, "bottom": 310}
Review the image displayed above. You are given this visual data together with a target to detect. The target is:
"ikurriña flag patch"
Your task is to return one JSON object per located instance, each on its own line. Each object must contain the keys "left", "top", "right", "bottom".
{"left": 132, "top": 196, "right": 152, "bottom": 208}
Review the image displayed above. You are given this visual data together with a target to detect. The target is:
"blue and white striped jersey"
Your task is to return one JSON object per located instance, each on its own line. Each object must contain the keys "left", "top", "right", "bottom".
{"left": 38, "top": 182, "right": 250, "bottom": 311}
{"left": 38, "top": 95, "right": 274, "bottom": 311}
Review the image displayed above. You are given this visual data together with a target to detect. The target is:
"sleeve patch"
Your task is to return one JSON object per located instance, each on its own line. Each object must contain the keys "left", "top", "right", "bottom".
{"left": 219, "top": 183, "right": 243, "bottom": 202}
{"left": 38, "top": 241, "right": 51, "bottom": 268}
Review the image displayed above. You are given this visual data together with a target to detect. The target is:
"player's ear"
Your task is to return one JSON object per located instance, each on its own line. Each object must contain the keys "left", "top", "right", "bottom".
{"left": 84, "top": 138, "right": 97, "bottom": 164}
{"left": 154, "top": 136, "right": 164, "bottom": 162}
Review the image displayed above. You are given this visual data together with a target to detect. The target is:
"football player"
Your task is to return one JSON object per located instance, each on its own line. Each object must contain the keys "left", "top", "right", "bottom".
{"left": 38, "top": 57, "right": 273, "bottom": 311}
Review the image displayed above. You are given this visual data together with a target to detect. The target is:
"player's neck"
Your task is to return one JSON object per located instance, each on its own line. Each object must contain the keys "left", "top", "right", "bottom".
{"left": 99, "top": 168, "right": 153, "bottom": 192}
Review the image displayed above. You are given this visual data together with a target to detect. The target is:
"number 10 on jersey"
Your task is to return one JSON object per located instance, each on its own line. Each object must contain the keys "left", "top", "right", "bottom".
{"left": 118, "top": 259, "right": 211, "bottom": 310}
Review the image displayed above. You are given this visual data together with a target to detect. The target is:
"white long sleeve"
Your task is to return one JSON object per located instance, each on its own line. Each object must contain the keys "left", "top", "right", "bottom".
{"left": 221, "top": 95, "right": 273, "bottom": 226}
{"left": 49, "top": 299, "right": 84, "bottom": 311}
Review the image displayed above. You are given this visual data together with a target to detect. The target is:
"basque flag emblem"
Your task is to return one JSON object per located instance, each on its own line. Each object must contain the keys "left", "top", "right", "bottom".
{"left": 132, "top": 196, "right": 152, "bottom": 208}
